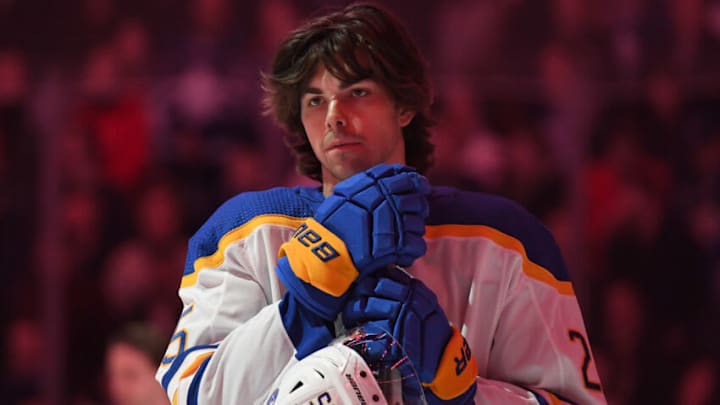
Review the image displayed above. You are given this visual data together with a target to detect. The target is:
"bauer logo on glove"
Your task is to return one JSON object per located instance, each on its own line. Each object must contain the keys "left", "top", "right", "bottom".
{"left": 455, "top": 337, "right": 472, "bottom": 376}
{"left": 280, "top": 217, "right": 357, "bottom": 297}
{"left": 292, "top": 222, "right": 340, "bottom": 262}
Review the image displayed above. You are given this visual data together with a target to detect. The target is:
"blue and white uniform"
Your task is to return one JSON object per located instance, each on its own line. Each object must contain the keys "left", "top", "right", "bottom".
{"left": 156, "top": 185, "right": 606, "bottom": 405}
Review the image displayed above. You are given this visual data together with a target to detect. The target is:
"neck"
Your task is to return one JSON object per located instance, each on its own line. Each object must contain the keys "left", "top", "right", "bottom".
{"left": 322, "top": 180, "right": 337, "bottom": 197}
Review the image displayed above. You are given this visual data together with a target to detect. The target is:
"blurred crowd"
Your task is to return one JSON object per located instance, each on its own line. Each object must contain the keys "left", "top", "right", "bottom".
{"left": 0, "top": 0, "right": 719, "bottom": 404}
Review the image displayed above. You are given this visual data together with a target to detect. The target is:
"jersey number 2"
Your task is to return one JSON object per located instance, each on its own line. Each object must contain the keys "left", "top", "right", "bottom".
{"left": 568, "top": 330, "right": 602, "bottom": 391}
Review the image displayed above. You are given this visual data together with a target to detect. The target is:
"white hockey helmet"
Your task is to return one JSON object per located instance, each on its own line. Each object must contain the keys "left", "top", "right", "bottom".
{"left": 265, "top": 327, "right": 426, "bottom": 405}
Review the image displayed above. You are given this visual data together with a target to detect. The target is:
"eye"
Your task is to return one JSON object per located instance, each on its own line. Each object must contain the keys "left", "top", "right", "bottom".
{"left": 351, "top": 88, "right": 368, "bottom": 97}
{"left": 306, "top": 96, "right": 323, "bottom": 107}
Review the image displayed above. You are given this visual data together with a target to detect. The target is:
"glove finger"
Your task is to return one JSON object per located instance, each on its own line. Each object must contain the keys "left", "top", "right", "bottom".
{"left": 378, "top": 172, "right": 427, "bottom": 196}
{"left": 407, "top": 279, "right": 441, "bottom": 319}
{"left": 313, "top": 194, "right": 345, "bottom": 222}
{"left": 373, "top": 277, "right": 410, "bottom": 301}
{"left": 392, "top": 193, "right": 429, "bottom": 217}
{"left": 388, "top": 163, "right": 416, "bottom": 175}
{"left": 364, "top": 296, "right": 403, "bottom": 319}
{"left": 344, "top": 295, "right": 402, "bottom": 320}
{"left": 396, "top": 234, "right": 427, "bottom": 267}
{"left": 333, "top": 171, "right": 375, "bottom": 197}
{"left": 358, "top": 320, "right": 397, "bottom": 339}
{"left": 372, "top": 200, "right": 397, "bottom": 258}
{"left": 342, "top": 298, "right": 367, "bottom": 326}
{"left": 352, "top": 184, "right": 385, "bottom": 210}
{"left": 398, "top": 310, "right": 437, "bottom": 382}
{"left": 317, "top": 195, "right": 371, "bottom": 237}
{"left": 342, "top": 295, "right": 401, "bottom": 326}
{"left": 338, "top": 164, "right": 416, "bottom": 201}
{"left": 409, "top": 172, "right": 431, "bottom": 196}
{"left": 402, "top": 214, "right": 427, "bottom": 236}
{"left": 348, "top": 276, "right": 379, "bottom": 298}
{"left": 364, "top": 163, "right": 402, "bottom": 179}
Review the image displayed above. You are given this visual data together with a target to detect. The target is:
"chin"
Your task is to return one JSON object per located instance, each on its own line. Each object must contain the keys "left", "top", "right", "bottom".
{"left": 330, "top": 160, "right": 375, "bottom": 181}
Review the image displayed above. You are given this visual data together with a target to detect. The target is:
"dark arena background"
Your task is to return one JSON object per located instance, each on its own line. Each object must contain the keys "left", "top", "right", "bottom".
{"left": 1, "top": 0, "right": 719, "bottom": 403}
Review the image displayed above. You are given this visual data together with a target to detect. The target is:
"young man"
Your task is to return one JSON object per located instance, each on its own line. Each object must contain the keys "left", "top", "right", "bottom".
{"left": 156, "top": 3, "right": 607, "bottom": 404}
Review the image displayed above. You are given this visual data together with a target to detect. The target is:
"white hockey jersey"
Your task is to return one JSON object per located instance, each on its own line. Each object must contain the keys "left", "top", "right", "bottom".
{"left": 156, "top": 185, "right": 607, "bottom": 404}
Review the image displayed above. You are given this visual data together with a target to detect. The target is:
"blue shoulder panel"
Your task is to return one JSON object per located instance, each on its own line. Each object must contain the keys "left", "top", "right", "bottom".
{"left": 427, "top": 186, "right": 571, "bottom": 282}
{"left": 183, "top": 186, "right": 323, "bottom": 276}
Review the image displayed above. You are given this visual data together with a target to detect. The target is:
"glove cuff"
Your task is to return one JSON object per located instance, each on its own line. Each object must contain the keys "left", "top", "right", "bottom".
{"left": 276, "top": 256, "right": 347, "bottom": 321}
{"left": 424, "top": 384, "right": 477, "bottom": 405}
{"left": 422, "top": 326, "right": 478, "bottom": 401}
{"left": 279, "top": 218, "right": 358, "bottom": 297}
{"left": 278, "top": 292, "right": 334, "bottom": 359}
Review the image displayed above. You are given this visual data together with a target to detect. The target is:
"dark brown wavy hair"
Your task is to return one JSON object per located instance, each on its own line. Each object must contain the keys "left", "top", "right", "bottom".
{"left": 261, "top": 2, "right": 435, "bottom": 181}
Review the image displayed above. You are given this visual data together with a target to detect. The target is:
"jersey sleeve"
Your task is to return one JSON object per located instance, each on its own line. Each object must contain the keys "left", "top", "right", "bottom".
{"left": 424, "top": 189, "right": 607, "bottom": 404}
{"left": 155, "top": 191, "right": 309, "bottom": 404}
{"left": 470, "top": 261, "right": 605, "bottom": 405}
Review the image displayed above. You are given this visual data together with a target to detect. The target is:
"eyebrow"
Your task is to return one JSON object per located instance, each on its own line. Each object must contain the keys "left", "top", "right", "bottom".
{"left": 301, "top": 79, "right": 371, "bottom": 96}
{"left": 302, "top": 87, "right": 324, "bottom": 96}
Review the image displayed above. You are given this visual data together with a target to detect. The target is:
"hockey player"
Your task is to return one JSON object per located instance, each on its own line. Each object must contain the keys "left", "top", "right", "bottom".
{"left": 156, "top": 3, "right": 607, "bottom": 404}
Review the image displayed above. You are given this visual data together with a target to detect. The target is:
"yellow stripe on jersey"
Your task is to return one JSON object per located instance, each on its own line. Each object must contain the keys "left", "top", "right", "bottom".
{"left": 180, "top": 352, "right": 214, "bottom": 379}
{"left": 181, "top": 214, "right": 306, "bottom": 288}
{"left": 425, "top": 224, "right": 574, "bottom": 295}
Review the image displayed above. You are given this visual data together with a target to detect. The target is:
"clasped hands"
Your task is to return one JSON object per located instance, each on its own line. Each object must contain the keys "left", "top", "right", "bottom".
{"left": 277, "top": 163, "right": 476, "bottom": 403}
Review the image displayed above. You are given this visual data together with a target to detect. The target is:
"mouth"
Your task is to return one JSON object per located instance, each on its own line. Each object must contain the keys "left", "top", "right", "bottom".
{"left": 325, "top": 138, "right": 364, "bottom": 152}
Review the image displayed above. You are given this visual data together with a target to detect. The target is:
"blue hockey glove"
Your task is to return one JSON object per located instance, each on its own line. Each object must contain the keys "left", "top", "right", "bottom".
{"left": 277, "top": 163, "right": 430, "bottom": 321}
{"left": 342, "top": 268, "right": 478, "bottom": 404}
{"left": 276, "top": 164, "right": 429, "bottom": 359}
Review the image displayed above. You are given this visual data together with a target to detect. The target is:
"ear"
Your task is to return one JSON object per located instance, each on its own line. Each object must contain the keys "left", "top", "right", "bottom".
{"left": 397, "top": 107, "right": 416, "bottom": 128}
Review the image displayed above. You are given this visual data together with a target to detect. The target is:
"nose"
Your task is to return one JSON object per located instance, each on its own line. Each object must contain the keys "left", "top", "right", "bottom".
{"left": 325, "top": 99, "right": 346, "bottom": 131}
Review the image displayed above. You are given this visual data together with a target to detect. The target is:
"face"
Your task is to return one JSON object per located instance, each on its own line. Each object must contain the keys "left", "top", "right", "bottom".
{"left": 106, "top": 343, "right": 168, "bottom": 405}
{"left": 300, "top": 66, "right": 415, "bottom": 193}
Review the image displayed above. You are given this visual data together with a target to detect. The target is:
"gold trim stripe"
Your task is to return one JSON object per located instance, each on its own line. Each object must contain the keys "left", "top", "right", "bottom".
{"left": 182, "top": 216, "right": 573, "bottom": 295}
{"left": 425, "top": 224, "right": 574, "bottom": 295}
{"left": 181, "top": 214, "right": 305, "bottom": 288}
